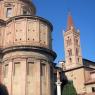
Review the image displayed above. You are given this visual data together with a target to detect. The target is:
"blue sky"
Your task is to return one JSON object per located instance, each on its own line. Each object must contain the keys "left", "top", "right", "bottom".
{"left": 33, "top": 0, "right": 95, "bottom": 63}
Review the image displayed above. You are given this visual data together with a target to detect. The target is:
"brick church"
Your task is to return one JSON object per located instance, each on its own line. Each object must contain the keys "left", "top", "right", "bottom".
{"left": 0, "top": 0, "right": 95, "bottom": 95}
{"left": 59, "top": 14, "right": 95, "bottom": 95}
{"left": 0, "top": 0, "right": 56, "bottom": 95}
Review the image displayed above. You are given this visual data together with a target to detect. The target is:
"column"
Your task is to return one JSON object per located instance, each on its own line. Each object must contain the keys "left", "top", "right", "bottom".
{"left": 56, "top": 71, "right": 62, "bottom": 95}
{"left": 56, "top": 81, "right": 62, "bottom": 95}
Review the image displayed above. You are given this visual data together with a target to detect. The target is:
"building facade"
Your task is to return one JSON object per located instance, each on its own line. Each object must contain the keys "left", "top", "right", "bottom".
{"left": 0, "top": 0, "right": 56, "bottom": 95}
{"left": 59, "top": 14, "right": 95, "bottom": 95}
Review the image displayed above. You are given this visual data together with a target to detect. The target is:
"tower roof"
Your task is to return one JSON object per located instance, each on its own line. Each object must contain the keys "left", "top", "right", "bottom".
{"left": 67, "top": 12, "right": 75, "bottom": 31}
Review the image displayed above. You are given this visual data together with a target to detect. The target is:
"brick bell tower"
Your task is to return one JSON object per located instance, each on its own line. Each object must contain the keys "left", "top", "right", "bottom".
{"left": 64, "top": 13, "right": 83, "bottom": 69}
{"left": 0, "top": 0, "right": 56, "bottom": 95}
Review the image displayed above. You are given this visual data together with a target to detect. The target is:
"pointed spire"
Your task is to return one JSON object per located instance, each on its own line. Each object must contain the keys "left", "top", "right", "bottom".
{"left": 67, "top": 12, "right": 75, "bottom": 31}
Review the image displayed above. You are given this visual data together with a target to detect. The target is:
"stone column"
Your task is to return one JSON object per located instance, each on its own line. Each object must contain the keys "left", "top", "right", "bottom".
{"left": 56, "top": 71, "right": 62, "bottom": 95}
{"left": 56, "top": 81, "right": 62, "bottom": 95}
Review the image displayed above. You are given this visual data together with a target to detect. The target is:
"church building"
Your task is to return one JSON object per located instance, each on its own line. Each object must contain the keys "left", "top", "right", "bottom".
{"left": 0, "top": 0, "right": 95, "bottom": 95}
{"left": 59, "top": 14, "right": 95, "bottom": 95}
{"left": 0, "top": 0, "right": 57, "bottom": 95}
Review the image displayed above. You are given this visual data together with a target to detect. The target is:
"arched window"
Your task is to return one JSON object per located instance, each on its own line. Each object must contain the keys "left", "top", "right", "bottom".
{"left": 69, "top": 58, "right": 72, "bottom": 63}
{"left": 67, "top": 37, "right": 72, "bottom": 46}
{"left": 68, "top": 50, "right": 70, "bottom": 56}
{"left": 23, "top": 10, "right": 27, "bottom": 15}
{"left": 76, "top": 39, "right": 78, "bottom": 46}
{"left": 68, "top": 49, "right": 72, "bottom": 56}
{"left": 70, "top": 49, "right": 72, "bottom": 56}
{"left": 78, "top": 58, "right": 79, "bottom": 62}
{"left": 69, "top": 39, "right": 72, "bottom": 45}
{"left": 22, "top": 6, "right": 30, "bottom": 15}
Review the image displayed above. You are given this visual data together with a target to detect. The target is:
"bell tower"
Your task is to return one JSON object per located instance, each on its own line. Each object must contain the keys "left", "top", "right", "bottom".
{"left": 64, "top": 13, "right": 83, "bottom": 69}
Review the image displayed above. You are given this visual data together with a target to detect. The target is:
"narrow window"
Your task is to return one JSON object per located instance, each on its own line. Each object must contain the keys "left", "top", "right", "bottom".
{"left": 76, "top": 48, "right": 79, "bottom": 56}
{"left": 70, "top": 49, "right": 72, "bottom": 56}
{"left": 41, "top": 64, "right": 46, "bottom": 95}
{"left": 68, "top": 49, "right": 72, "bottom": 56}
{"left": 78, "top": 58, "right": 79, "bottom": 62}
{"left": 69, "top": 58, "right": 72, "bottom": 63}
{"left": 50, "top": 67, "right": 53, "bottom": 80}
{"left": 68, "top": 50, "right": 70, "bottom": 56}
{"left": 23, "top": 10, "right": 27, "bottom": 15}
{"left": 23, "top": 10, "right": 28, "bottom": 15}
{"left": 67, "top": 37, "right": 72, "bottom": 46}
{"left": 67, "top": 37, "right": 69, "bottom": 46}
{"left": 76, "top": 39, "right": 78, "bottom": 46}
{"left": 41, "top": 64, "right": 46, "bottom": 77}
{"left": 27, "top": 62, "right": 34, "bottom": 75}
{"left": 92, "top": 87, "right": 95, "bottom": 92}
{"left": 14, "top": 62, "right": 20, "bottom": 76}
{"left": 6, "top": 8, "right": 12, "bottom": 17}
{"left": 4, "top": 64, "right": 8, "bottom": 77}
{"left": 69, "top": 39, "right": 72, "bottom": 45}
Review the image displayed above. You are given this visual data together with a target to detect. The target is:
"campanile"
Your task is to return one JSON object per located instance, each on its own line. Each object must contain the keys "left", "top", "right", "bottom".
{"left": 64, "top": 13, "right": 82, "bottom": 69}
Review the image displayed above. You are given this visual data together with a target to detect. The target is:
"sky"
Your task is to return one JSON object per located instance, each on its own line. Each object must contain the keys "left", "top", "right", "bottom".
{"left": 32, "top": 0, "right": 95, "bottom": 63}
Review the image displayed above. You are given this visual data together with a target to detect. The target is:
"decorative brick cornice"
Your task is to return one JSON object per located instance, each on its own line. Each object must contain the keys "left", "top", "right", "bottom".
{"left": 2, "top": 45, "right": 57, "bottom": 60}
{"left": 6, "top": 15, "right": 53, "bottom": 31}
{"left": 0, "top": 15, "right": 53, "bottom": 31}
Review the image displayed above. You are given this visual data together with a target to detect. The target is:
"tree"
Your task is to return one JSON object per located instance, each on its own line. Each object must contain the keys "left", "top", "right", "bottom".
{"left": 62, "top": 81, "right": 77, "bottom": 95}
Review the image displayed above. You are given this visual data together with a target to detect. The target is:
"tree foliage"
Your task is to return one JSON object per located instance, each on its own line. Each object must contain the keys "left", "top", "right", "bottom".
{"left": 62, "top": 81, "right": 77, "bottom": 95}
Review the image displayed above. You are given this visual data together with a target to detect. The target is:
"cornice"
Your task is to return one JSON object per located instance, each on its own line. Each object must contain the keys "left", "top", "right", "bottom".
{"left": 64, "top": 65, "right": 95, "bottom": 72}
{"left": 0, "top": 15, "right": 53, "bottom": 31}
{"left": 2, "top": 45, "right": 57, "bottom": 60}
{"left": 64, "top": 30, "right": 80, "bottom": 36}
{"left": 0, "top": 19, "right": 6, "bottom": 26}
{"left": 2, "top": 55, "right": 52, "bottom": 63}
{"left": 6, "top": 15, "right": 53, "bottom": 31}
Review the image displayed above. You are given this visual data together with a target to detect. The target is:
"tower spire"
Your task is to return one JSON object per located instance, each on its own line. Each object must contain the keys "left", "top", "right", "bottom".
{"left": 67, "top": 12, "right": 74, "bottom": 30}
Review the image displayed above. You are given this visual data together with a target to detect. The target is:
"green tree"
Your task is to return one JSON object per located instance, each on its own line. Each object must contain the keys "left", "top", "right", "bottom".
{"left": 62, "top": 81, "right": 77, "bottom": 95}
